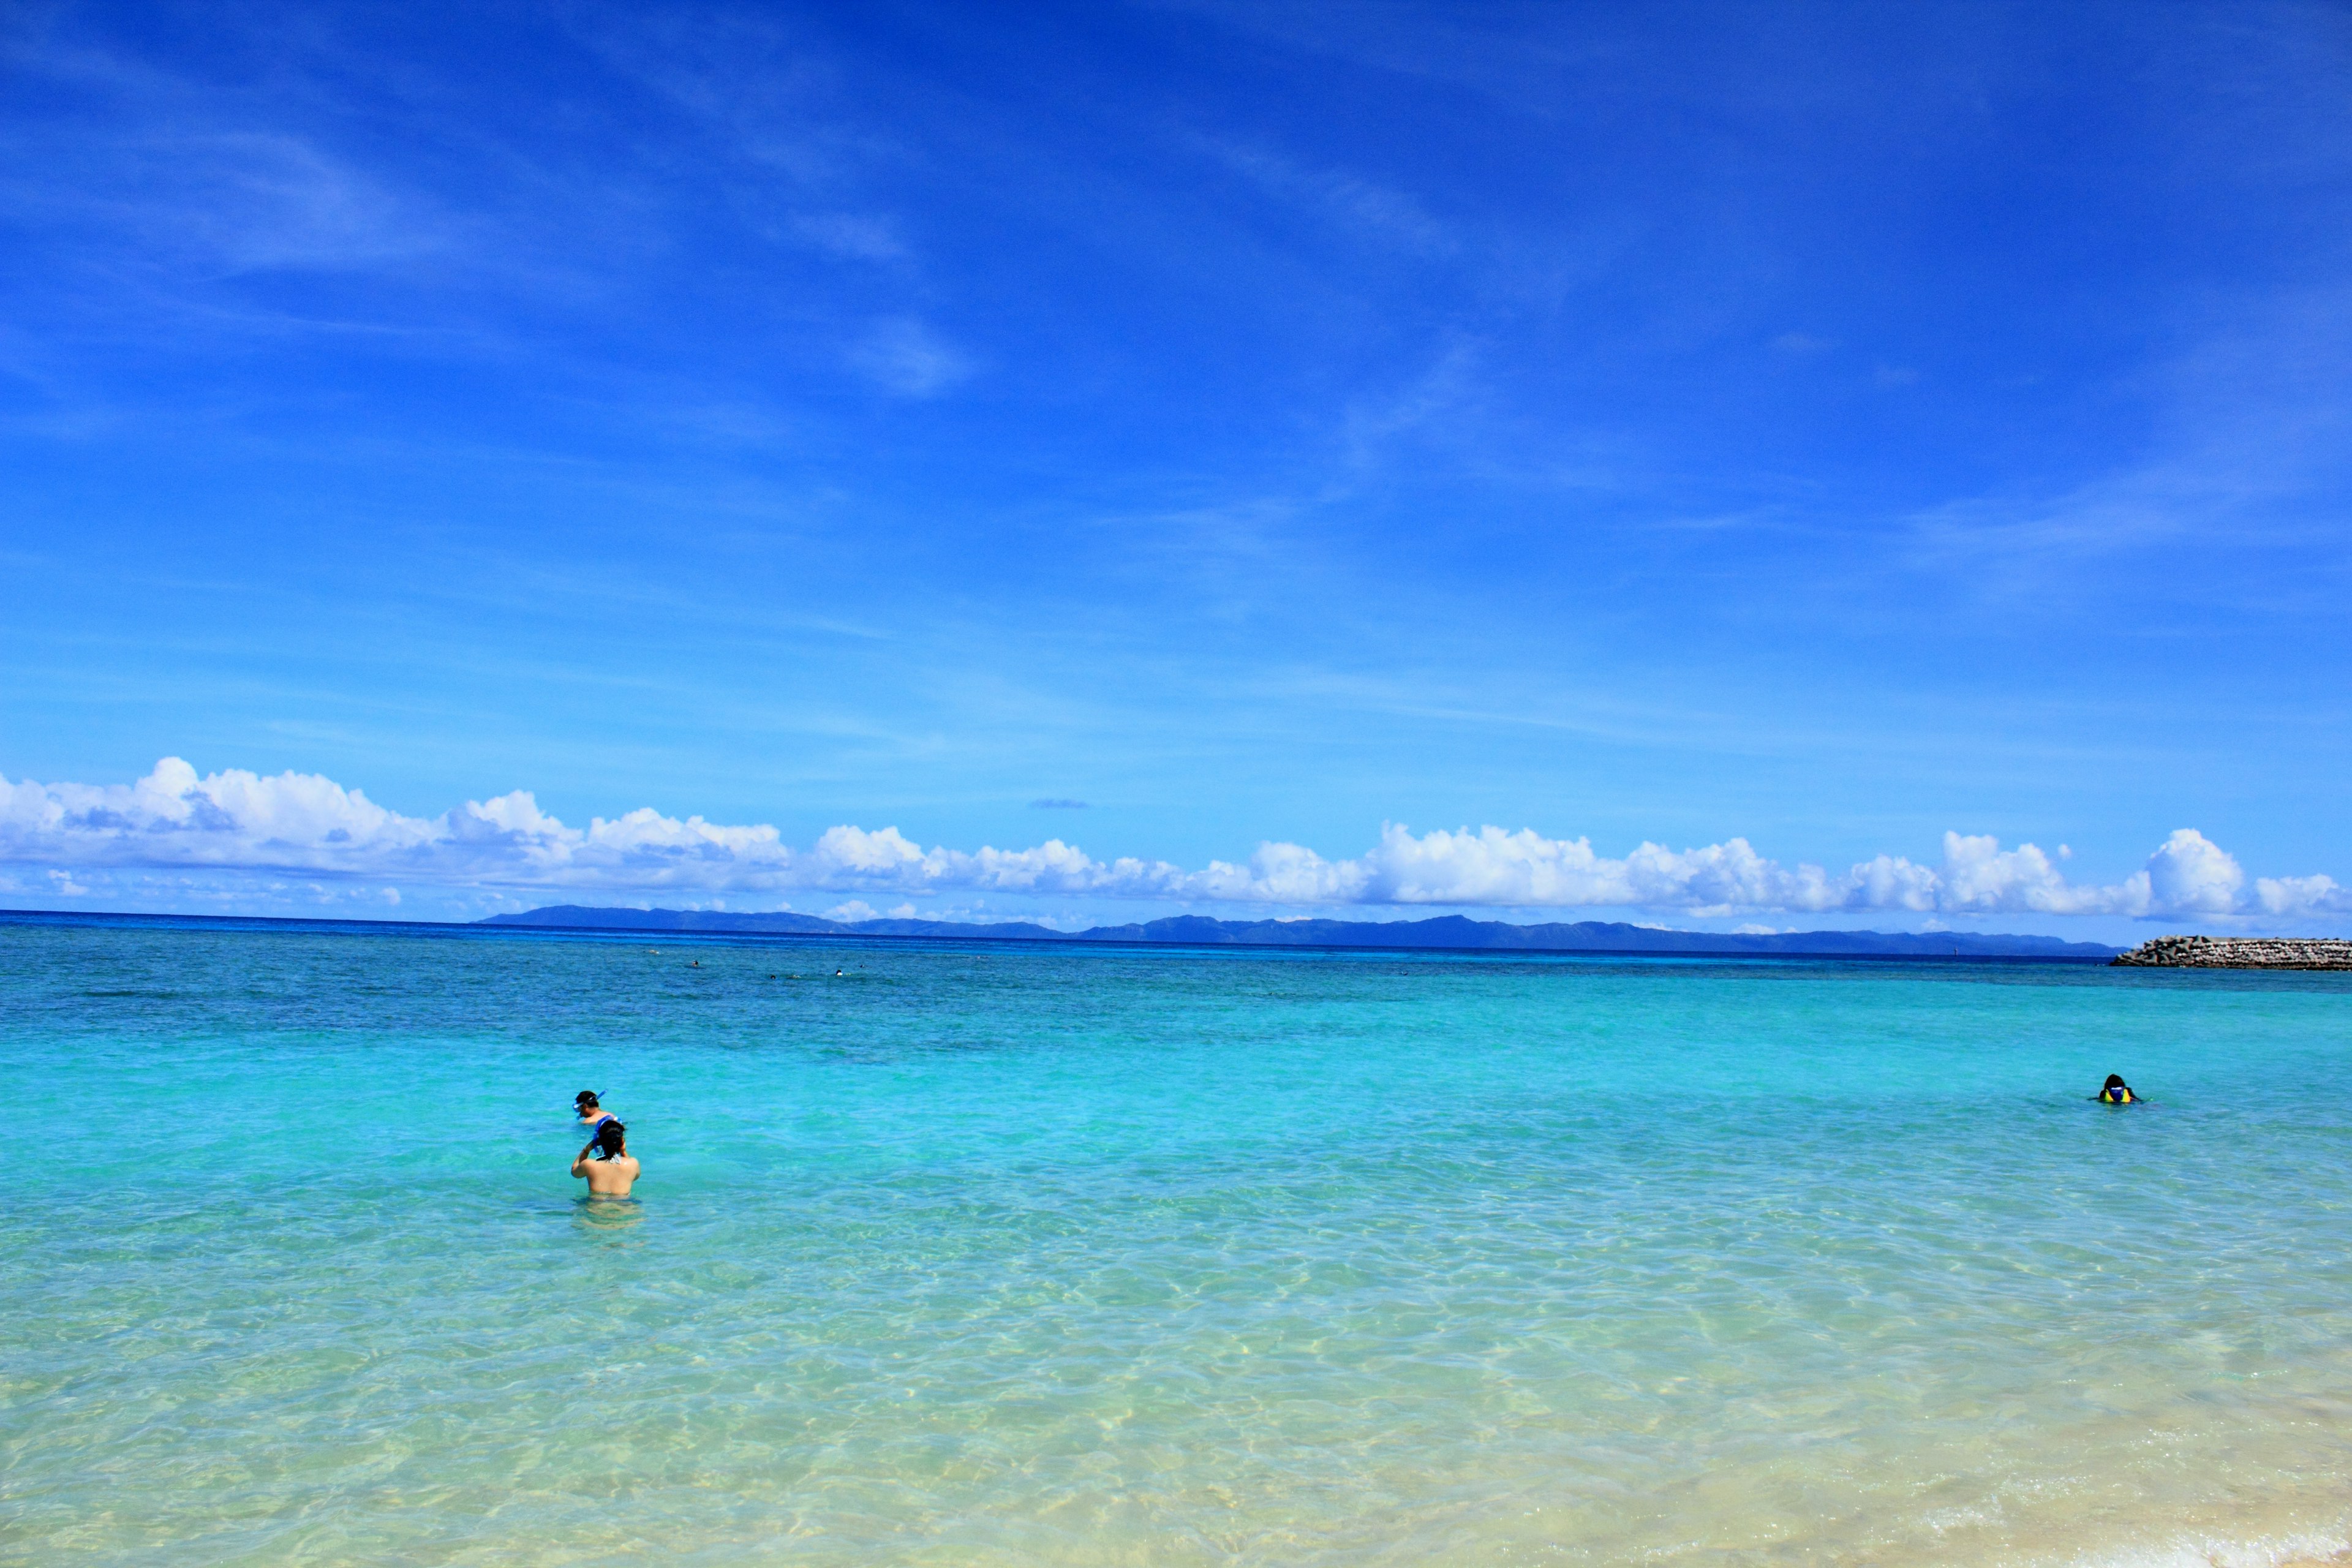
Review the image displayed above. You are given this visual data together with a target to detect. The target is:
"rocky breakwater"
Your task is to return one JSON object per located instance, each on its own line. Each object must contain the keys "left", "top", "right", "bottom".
{"left": 2112, "top": 935, "right": 2352, "bottom": 969}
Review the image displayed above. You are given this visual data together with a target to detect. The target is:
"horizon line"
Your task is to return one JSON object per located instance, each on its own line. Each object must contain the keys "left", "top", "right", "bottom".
{"left": 0, "top": 904, "right": 2133, "bottom": 959}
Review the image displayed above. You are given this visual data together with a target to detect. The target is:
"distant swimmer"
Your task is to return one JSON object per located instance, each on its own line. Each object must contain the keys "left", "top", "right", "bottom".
{"left": 573, "top": 1118, "right": 639, "bottom": 1197}
{"left": 575, "top": 1090, "right": 614, "bottom": 1131}
{"left": 2094, "top": 1073, "right": 2141, "bottom": 1105}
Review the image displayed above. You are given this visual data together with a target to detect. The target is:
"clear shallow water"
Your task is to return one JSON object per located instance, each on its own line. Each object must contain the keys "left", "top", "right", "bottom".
{"left": 4, "top": 916, "right": 2351, "bottom": 1567}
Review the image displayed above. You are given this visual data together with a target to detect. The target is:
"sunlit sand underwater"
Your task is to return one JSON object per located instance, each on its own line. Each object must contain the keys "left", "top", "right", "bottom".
{"left": 6, "top": 916, "right": 2351, "bottom": 1566}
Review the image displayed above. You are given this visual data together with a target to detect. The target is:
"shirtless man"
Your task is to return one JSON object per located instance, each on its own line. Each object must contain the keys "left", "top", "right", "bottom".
{"left": 575, "top": 1090, "right": 614, "bottom": 1131}
{"left": 572, "top": 1119, "right": 640, "bottom": 1197}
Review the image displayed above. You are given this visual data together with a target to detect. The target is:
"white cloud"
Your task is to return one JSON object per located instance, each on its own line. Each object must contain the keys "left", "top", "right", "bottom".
{"left": 818, "top": 899, "right": 921, "bottom": 922}
{"left": 1180, "top": 825, "right": 2262, "bottom": 920}
{"left": 2143, "top": 826, "right": 2246, "bottom": 914}
{"left": 2255, "top": 873, "right": 2352, "bottom": 918}
{"left": 0, "top": 758, "right": 2340, "bottom": 923}
{"left": 0, "top": 757, "right": 794, "bottom": 889}
{"left": 1939, "top": 832, "right": 2118, "bottom": 914}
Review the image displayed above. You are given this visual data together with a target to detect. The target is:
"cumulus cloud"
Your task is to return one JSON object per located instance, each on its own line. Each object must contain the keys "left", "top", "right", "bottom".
{"left": 0, "top": 758, "right": 790, "bottom": 891}
{"left": 1, "top": 758, "right": 2343, "bottom": 922}
{"left": 1182, "top": 824, "right": 2302, "bottom": 920}
{"left": 0, "top": 759, "right": 1191, "bottom": 899}
{"left": 2255, "top": 873, "right": 2350, "bottom": 918}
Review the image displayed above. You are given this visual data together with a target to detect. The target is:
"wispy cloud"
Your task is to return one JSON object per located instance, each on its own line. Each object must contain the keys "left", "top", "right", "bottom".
{"left": 4, "top": 759, "right": 2342, "bottom": 923}
{"left": 0, "top": 29, "right": 457, "bottom": 284}
{"left": 1893, "top": 284, "right": 2352, "bottom": 601}
{"left": 1196, "top": 137, "right": 1455, "bottom": 255}
{"left": 29, "top": 130, "right": 438, "bottom": 276}
{"left": 846, "top": 317, "right": 973, "bottom": 396}
{"left": 791, "top": 211, "right": 908, "bottom": 261}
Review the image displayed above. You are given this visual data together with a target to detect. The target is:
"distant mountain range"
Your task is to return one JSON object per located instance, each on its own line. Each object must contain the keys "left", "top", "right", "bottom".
{"left": 480, "top": 905, "right": 2120, "bottom": 958}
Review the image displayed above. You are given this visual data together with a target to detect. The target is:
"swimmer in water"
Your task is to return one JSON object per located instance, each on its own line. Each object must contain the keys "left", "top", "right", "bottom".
{"left": 2094, "top": 1073, "right": 2139, "bottom": 1104}
{"left": 573, "top": 1118, "right": 638, "bottom": 1197}
{"left": 575, "top": 1090, "right": 614, "bottom": 1131}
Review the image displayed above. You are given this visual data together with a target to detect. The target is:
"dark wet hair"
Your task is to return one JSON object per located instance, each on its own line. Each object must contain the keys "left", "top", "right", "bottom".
{"left": 594, "top": 1119, "right": 627, "bottom": 1159}
{"left": 575, "top": 1090, "right": 600, "bottom": 1110}
{"left": 2103, "top": 1074, "right": 2127, "bottom": 1090}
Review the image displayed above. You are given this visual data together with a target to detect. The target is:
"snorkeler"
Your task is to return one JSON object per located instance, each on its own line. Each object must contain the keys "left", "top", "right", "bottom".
{"left": 572, "top": 1118, "right": 639, "bottom": 1197}
{"left": 2094, "top": 1073, "right": 2140, "bottom": 1104}
{"left": 575, "top": 1090, "right": 614, "bottom": 1131}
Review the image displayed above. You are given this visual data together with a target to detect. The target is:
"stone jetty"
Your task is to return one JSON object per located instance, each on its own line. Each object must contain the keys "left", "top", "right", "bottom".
{"left": 2111, "top": 935, "right": 2352, "bottom": 969}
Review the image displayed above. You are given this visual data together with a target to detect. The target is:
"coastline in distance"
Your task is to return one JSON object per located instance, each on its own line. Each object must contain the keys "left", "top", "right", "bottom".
{"left": 480, "top": 905, "right": 2120, "bottom": 958}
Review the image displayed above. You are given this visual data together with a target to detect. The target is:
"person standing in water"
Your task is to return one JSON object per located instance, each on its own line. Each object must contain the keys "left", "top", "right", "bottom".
{"left": 575, "top": 1090, "right": 614, "bottom": 1131}
{"left": 2094, "top": 1073, "right": 2141, "bottom": 1104}
{"left": 573, "top": 1118, "right": 639, "bottom": 1197}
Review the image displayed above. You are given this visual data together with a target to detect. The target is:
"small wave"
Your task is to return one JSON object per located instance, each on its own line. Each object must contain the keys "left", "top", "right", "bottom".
{"left": 2066, "top": 1526, "right": 2351, "bottom": 1568}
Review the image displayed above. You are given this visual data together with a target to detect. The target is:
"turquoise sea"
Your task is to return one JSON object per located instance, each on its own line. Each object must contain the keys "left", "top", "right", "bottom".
{"left": 6, "top": 914, "right": 2351, "bottom": 1567}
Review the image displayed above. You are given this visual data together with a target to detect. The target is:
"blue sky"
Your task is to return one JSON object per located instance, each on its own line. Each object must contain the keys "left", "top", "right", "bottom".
{"left": 2, "top": 1, "right": 2349, "bottom": 935}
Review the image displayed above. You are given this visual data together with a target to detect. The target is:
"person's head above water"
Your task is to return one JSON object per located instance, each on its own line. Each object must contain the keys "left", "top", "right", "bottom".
{"left": 2103, "top": 1074, "right": 2126, "bottom": 1091}
{"left": 576, "top": 1090, "right": 600, "bottom": 1111}
{"left": 593, "top": 1119, "right": 627, "bottom": 1159}
{"left": 2098, "top": 1073, "right": 2137, "bottom": 1103}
